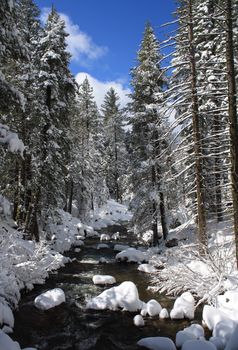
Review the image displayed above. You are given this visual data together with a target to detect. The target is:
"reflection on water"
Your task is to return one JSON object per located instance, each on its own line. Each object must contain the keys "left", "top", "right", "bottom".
{"left": 12, "top": 225, "right": 201, "bottom": 350}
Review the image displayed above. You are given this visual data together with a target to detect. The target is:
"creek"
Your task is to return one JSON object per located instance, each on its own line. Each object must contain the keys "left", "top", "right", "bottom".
{"left": 12, "top": 224, "right": 201, "bottom": 350}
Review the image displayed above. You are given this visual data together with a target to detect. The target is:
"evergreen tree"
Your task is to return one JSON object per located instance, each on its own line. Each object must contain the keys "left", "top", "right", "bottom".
{"left": 129, "top": 23, "right": 169, "bottom": 245}
{"left": 101, "top": 88, "right": 128, "bottom": 202}
{"left": 69, "top": 77, "right": 108, "bottom": 221}
{"left": 25, "top": 7, "right": 76, "bottom": 239}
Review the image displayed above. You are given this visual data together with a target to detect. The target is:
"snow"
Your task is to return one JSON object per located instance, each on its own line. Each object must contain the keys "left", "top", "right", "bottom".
{"left": 181, "top": 339, "right": 217, "bottom": 350}
{"left": 112, "top": 232, "right": 120, "bottom": 240}
{"left": 209, "top": 337, "right": 225, "bottom": 350}
{"left": 114, "top": 244, "right": 130, "bottom": 251}
{"left": 34, "top": 288, "right": 65, "bottom": 310}
{"left": 202, "top": 305, "right": 233, "bottom": 331}
{"left": 92, "top": 275, "right": 116, "bottom": 285}
{"left": 0, "top": 125, "right": 25, "bottom": 157}
{"left": 159, "top": 308, "right": 169, "bottom": 319}
{"left": 170, "top": 292, "right": 195, "bottom": 320}
{"left": 145, "top": 299, "right": 162, "bottom": 317}
{"left": 73, "top": 240, "right": 84, "bottom": 247}
{"left": 91, "top": 200, "right": 132, "bottom": 230}
{"left": 137, "top": 337, "right": 176, "bottom": 350}
{"left": 138, "top": 263, "right": 157, "bottom": 273}
{"left": 0, "top": 299, "right": 14, "bottom": 328}
{"left": 116, "top": 247, "right": 149, "bottom": 263}
{"left": 86, "top": 281, "right": 143, "bottom": 312}
{"left": 224, "top": 325, "right": 238, "bottom": 350}
{"left": 97, "top": 243, "right": 109, "bottom": 249}
{"left": 100, "top": 233, "right": 110, "bottom": 241}
{"left": 0, "top": 330, "right": 21, "bottom": 350}
{"left": 133, "top": 314, "right": 145, "bottom": 327}
{"left": 176, "top": 330, "right": 197, "bottom": 347}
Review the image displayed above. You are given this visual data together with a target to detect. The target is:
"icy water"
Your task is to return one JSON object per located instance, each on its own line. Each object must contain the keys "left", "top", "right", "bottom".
{"left": 12, "top": 225, "right": 202, "bottom": 350}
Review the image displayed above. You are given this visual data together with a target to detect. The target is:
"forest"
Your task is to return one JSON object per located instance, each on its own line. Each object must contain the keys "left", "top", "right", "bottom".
{"left": 1, "top": 0, "right": 238, "bottom": 349}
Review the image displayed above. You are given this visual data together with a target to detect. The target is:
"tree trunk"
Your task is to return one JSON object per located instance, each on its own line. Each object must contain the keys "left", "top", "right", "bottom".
{"left": 67, "top": 179, "right": 74, "bottom": 214}
{"left": 225, "top": 0, "right": 238, "bottom": 268}
{"left": 188, "top": 0, "right": 207, "bottom": 254}
{"left": 160, "top": 191, "right": 168, "bottom": 240}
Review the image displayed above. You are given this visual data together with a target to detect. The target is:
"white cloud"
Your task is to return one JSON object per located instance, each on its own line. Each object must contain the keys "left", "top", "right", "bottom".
{"left": 41, "top": 8, "right": 107, "bottom": 63}
{"left": 75, "top": 72, "right": 131, "bottom": 108}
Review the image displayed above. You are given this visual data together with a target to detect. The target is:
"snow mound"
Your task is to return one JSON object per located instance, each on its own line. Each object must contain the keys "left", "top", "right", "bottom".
{"left": 159, "top": 308, "right": 169, "bottom": 319}
{"left": 92, "top": 275, "right": 116, "bottom": 285}
{"left": 138, "top": 263, "right": 157, "bottom": 273}
{"left": 34, "top": 288, "right": 65, "bottom": 310}
{"left": 100, "top": 233, "right": 110, "bottom": 241}
{"left": 137, "top": 336, "right": 176, "bottom": 350}
{"left": 0, "top": 299, "right": 14, "bottom": 328}
{"left": 203, "top": 305, "right": 233, "bottom": 331}
{"left": 97, "top": 243, "right": 109, "bottom": 249}
{"left": 114, "top": 244, "right": 130, "bottom": 252}
{"left": 73, "top": 240, "right": 84, "bottom": 247}
{"left": 146, "top": 299, "right": 162, "bottom": 317}
{"left": 170, "top": 292, "right": 195, "bottom": 320}
{"left": 181, "top": 339, "right": 217, "bottom": 350}
{"left": 0, "top": 329, "right": 21, "bottom": 350}
{"left": 116, "top": 248, "right": 148, "bottom": 263}
{"left": 133, "top": 314, "right": 145, "bottom": 327}
{"left": 86, "top": 281, "right": 143, "bottom": 312}
{"left": 225, "top": 325, "right": 238, "bottom": 350}
{"left": 112, "top": 232, "right": 120, "bottom": 240}
{"left": 175, "top": 324, "right": 204, "bottom": 348}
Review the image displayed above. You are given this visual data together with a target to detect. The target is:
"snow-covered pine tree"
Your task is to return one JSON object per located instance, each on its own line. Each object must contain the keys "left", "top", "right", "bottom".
{"left": 24, "top": 7, "right": 76, "bottom": 239}
{"left": 0, "top": 0, "right": 26, "bottom": 112}
{"left": 101, "top": 88, "right": 128, "bottom": 202}
{"left": 69, "top": 77, "right": 108, "bottom": 221}
{"left": 128, "top": 23, "right": 169, "bottom": 245}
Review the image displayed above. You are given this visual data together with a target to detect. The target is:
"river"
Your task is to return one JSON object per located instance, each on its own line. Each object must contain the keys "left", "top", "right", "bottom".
{"left": 12, "top": 224, "right": 201, "bottom": 350}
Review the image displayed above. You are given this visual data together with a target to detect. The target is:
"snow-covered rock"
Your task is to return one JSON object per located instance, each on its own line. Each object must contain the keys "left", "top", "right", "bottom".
{"left": 146, "top": 299, "right": 162, "bottom": 317}
{"left": 34, "top": 288, "right": 65, "bottom": 310}
{"left": 97, "top": 243, "right": 109, "bottom": 249}
{"left": 137, "top": 336, "right": 176, "bottom": 350}
{"left": 112, "top": 232, "right": 120, "bottom": 240}
{"left": 203, "top": 305, "right": 232, "bottom": 331}
{"left": 138, "top": 263, "right": 157, "bottom": 273}
{"left": 100, "top": 233, "right": 110, "bottom": 241}
{"left": 170, "top": 292, "right": 195, "bottom": 320}
{"left": 133, "top": 314, "right": 145, "bottom": 327}
{"left": 0, "top": 330, "right": 21, "bottom": 350}
{"left": 74, "top": 248, "right": 81, "bottom": 253}
{"left": 114, "top": 244, "right": 130, "bottom": 252}
{"left": 73, "top": 240, "right": 84, "bottom": 247}
{"left": 99, "top": 257, "right": 108, "bottom": 264}
{"left": 86, "top": 281, "right": 143, "bottom": 312}
{"left": 0, "top": 300, "right": 14, "bottom": 328}
{"left": 213, "top": 320, "right": 236, "bottom": 347}
{"left": 224, "top": 325, "right": 238, "bottom": 350}
{"left": 176, "top": 330, "right": 197, "bottom": 348}
{"left": 92, "top": 275, "right": 116, "bottom": 285}
{"left": 2, "top": 326, "right": 13, "bottom": 334}
{"left": 159, "top": 308, "right": 169, "bottom": 319}
{"left": 116, "top": 248, "right": 148, "bottom": 263}
{"left": 186, "top": 324, "right": 205, "bottom": 338}
{"left": 209, "top": 337, "right": 225, "bottom": 350}
{"left": 181, "top": 339, "right": 217, "bottom": 350}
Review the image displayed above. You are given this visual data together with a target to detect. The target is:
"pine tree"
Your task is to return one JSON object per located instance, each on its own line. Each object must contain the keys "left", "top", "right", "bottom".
{"left": 129, "top": 23, "right": 169, "bottom": 245}
{"left": 101, "top": 88, "right": 128, "bottom": 202}
{"left": 69, "top": 77, "right": 108, "bottom": 221}
{"left": 25, "top": 7, "right": 76, "bottom": 239}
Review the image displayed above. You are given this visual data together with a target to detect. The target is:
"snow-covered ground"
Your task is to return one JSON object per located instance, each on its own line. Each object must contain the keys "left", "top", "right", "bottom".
{"left": 89, "top": 199, "right": 132, "bottom": 230}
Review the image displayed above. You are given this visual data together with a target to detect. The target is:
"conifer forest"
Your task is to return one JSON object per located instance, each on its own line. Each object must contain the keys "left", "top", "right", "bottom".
{"left": 1, "top": 1, "right": 238, "bottom": 350}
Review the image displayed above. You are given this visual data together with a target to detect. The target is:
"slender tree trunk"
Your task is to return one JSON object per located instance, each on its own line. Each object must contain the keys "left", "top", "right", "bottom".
{"left": 67, "top": 179, "right": 74, "bottom": 214}
{"left": 213, "top": 114, "right": 223, "bottom": 222}
{"left": 225, "top": 0, "right": 238, "bottom": 268}
{"left": 160, "top": 191, "right": 168, "bottom": 240}
{"left": 114, "top": 124, "right": 120, "bottom": 202}
{"left": 151, "top": 164, "right": 159, "bottom": 246}
{"left": 188, "top": 0, "right": 207, "bottom": 253}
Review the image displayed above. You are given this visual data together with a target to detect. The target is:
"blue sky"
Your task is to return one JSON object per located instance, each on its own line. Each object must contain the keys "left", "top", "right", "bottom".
{"left": 35, "top": 0, "right": 176, "bottom": 106}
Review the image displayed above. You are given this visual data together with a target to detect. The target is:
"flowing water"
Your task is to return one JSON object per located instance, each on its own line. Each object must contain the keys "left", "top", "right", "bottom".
{"left": 12, "top": 224, "right": 202, "bottom": 350}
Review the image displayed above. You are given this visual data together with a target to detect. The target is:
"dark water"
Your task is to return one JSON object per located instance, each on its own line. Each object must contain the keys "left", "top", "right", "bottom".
{"left": 12, "top": 224, "right": 200, "bottom": 350}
